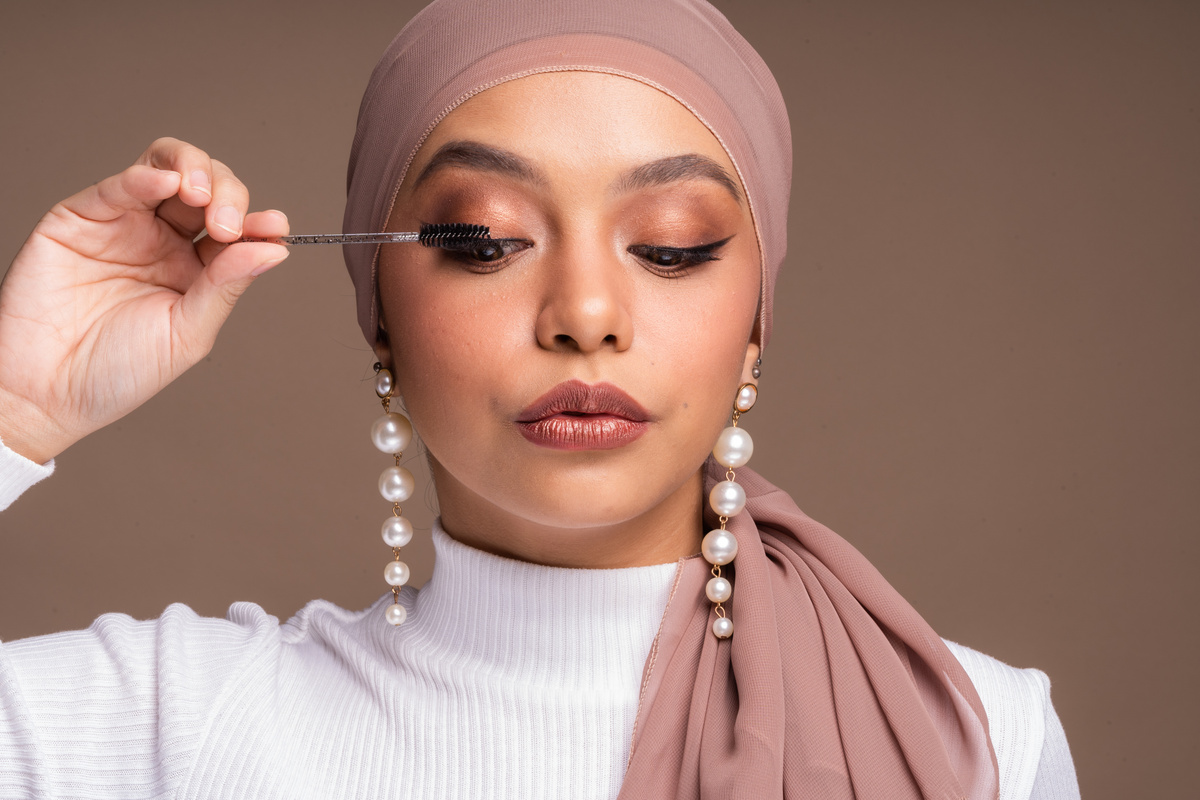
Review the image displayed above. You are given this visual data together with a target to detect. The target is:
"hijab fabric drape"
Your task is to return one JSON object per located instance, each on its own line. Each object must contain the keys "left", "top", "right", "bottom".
{"left": 617, "top": 460, "right": 999, "bottom": 799}
{"left": 343, "top": 0, "right": 1000, "bottom": 796}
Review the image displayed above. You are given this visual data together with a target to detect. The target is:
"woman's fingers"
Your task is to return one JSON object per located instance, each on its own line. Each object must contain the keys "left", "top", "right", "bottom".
{"left": 202, "top": 159, "right": 250, "bottom": 242}
{"left": 176, "top": 208, "right": 288, "bottom": 360}
{"left": 154, "top": 160, "right": 250, "bottom": 244}
{"left": 138, "top": 137, "right": 215, "bottom": 209}
{"left": 243, "top": 209, "right": 290, "bottom": 240}
{"left": 174, "top": 209, "right": 290, "bottom": 359}
{"left": 141, "top": 139, "right": 251, "bottom": 244}
{"left": 56, "top": 164, "right": 182, "bottom": 225}
{"left": 172, "top": 239, "right": 289, "bottom": 362}
{"left": 193, "top": 209, "right": 289, "bottom": 267}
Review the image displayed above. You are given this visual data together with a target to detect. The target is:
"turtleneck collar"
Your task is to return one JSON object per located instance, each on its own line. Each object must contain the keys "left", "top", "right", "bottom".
{"left": 387, "top": 520, "right": 681, "bottom": 690}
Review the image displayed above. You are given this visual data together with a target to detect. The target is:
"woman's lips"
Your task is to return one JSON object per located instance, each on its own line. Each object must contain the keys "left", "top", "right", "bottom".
{"left": 516, "top": 380, "right": 651, "bottom": 451}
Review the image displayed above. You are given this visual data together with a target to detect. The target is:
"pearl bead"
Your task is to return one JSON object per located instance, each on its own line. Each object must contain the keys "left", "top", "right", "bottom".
{"left": 713, "top": 616, "right": 734, "bottom": 638}
{"left": 712, "top": 426, "right": 754, "bottom": 469}
{"left": 706, "top": 576, "right": 733, "bottom": 603}
{"left": 374, "top": 368, "right": 394, "bottom": 398}
{"left": 382, "top": 515, "right": 413, "bottom": 548}
{"left": 701, "top": 528, "right": 739, "bottom": 565}
{"left": 709, "top": 480, "right": 746, "bottom": 517}
{"left": 384, "top": 559, "right": 411, "bottom": 586}
{"left": 735, "top": 383, "right": 758, "bottom": 412}
{"left": 385, "top": 603, "right": 407, "bottom": 626}
{"left": 371, "top": 412, "right": 413, "bottom": 454}
{"left": 379, "top": 466, "right": 415, "bottom": 503}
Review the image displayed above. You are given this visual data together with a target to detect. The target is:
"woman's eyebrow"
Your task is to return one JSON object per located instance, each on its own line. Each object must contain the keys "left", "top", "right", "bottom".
{"left": 614, "top": 154, "right": 743, "bottom": 205}
{"left": 411, "top": 141, "right": 742, "bottom": 205}
{"left": 412, "top": 141, "right": 546, "bottom": 188}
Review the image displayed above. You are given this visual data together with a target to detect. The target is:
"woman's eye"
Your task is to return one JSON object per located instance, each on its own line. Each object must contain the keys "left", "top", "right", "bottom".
{"left": 642, "top": 248, "right": 689, "bottom": 267}
{"left": 628, "top": 235, "right": 734, "bottom": 275}
{"left": 438, "top": 238, "right": 532, "bottom": 270}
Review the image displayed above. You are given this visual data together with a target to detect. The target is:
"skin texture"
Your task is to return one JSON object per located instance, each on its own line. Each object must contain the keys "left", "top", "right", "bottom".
{"left": 375, "top": 72, "right": 761, "bottom": 569}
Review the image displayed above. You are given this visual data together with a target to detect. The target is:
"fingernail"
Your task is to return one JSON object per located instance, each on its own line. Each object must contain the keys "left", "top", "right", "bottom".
{"left": 189, "top": 169, "right": 212, "bottom": 197}
{"left": 250, "top": 254, "right": 287, "bottom": 277}
{"left": 214, "top": 206, "right": 241, "bottom": 236}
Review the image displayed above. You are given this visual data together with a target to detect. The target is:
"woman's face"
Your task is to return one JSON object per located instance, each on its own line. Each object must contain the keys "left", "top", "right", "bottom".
{"left": 377, "top": 71, "right": 761, "bottom": 567}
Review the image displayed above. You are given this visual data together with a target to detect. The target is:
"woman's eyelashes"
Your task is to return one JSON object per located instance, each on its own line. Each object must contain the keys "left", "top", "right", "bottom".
{"left": 433, "top": 233, "right": 735, "bottom": 277}
{"left": 628, "top": 235, "right": 734, "bottom": 277}
{"left": 435, "top": 237, "right": 533, "bottom": 271}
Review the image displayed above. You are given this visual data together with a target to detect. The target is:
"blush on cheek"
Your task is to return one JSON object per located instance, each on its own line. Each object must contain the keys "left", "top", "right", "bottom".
{"left": 390, "top": 296, "right": 519, "bottom": 416}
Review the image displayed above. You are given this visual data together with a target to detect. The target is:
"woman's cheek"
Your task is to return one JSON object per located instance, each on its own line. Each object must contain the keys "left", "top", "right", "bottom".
{"left": 643, "top": 285, "right": 749, "bottom": 379}
{"left": 391, "top": 288, "right": 524, "bottom": 427}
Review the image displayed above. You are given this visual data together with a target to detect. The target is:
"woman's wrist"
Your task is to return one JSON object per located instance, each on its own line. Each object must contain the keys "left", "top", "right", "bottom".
{"left": 0, "top": 388, "right": 69, "bottom": 465}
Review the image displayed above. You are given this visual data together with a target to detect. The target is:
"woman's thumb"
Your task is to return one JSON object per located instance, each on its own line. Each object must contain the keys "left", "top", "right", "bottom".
{"left": 172, "top": 242, "right": 288, "bottom": 362}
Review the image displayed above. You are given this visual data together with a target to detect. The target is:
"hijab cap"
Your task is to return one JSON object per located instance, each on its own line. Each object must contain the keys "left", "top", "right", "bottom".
{"left": 344, "top": 0, "right": 790, "bottom": 350}
{"left": 344, "top": 1, "right": 999, "bottom": 797}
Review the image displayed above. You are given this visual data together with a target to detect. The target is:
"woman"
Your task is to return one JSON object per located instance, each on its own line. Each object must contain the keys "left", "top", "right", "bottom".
{"left": 0, "top": 0, "right": 1078, "bottom": 797}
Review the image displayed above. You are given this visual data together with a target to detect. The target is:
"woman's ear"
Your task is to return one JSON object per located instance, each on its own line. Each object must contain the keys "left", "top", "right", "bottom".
{"left": 740, "top": 341, "right": 761, "bottom": 386}
{"left": 373, "top": 324, "right": 393, "bottom": 372}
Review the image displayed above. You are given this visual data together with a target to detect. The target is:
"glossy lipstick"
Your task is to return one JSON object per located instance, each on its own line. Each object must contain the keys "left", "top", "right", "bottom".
{"left": 516, "top": 380, "right": 651, "bottom": 451}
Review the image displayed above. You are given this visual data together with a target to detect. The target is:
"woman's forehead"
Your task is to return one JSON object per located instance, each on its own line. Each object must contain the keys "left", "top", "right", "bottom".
{"left": 402, "top": 71, "right": 745, "bottom": 195}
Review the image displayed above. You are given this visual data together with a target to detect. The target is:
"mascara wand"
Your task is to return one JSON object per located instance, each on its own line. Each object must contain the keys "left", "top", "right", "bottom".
{"left": 237, "top": 222, "right": 492, "bottom": 247}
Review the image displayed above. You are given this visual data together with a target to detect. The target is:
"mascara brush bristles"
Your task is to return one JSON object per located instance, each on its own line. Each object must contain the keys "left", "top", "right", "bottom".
{"left": 417, "top": 222, "right": 490, "bottom": 246}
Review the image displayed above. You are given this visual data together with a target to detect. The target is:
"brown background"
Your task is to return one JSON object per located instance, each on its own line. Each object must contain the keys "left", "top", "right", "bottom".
{"left": 1, "top": 1, "right": 1196, "bottom": 796}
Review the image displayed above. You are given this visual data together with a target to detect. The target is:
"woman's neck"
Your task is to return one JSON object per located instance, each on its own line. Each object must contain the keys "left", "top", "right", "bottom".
{"left": 431, "top": 463, "right": 705, "bottom": 569}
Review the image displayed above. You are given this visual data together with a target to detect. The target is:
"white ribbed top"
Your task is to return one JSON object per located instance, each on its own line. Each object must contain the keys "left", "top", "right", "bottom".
{"left": 396, "top": 523, "right": 678, "bottom": 694}
{"left": 0, "top": 443, "right": 1078, "bottom": 799}
{"left": 360, "top": 523, "right": 681, "bottom": 797}
{"left": 0, "top": 433, "right": 53, "bottom": 511}
{"left": 0, "top": 521, "right": 680, "bottom": 799}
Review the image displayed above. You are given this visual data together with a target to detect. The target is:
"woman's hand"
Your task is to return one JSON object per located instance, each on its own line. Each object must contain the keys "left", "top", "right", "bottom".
{"left": 0, "top": 138, "right": 290, "bottom": 464}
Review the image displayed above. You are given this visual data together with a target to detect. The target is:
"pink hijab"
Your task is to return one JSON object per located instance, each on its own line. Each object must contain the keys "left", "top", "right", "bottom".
{"left": 343, "top": 1, "right": 999, "bottom": 797}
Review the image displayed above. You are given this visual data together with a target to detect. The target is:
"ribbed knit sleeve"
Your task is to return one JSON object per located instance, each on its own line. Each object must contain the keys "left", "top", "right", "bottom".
{"left": 946, "top": 640, "right": 1080, "bottom": 800}
{"left": 0, "top": 602, "right": 282, "bottom": 799}
{"left": 0, "top": 435, "right": 53, "bottom": 511}
{"left": 1027, "top": 683, "right": 1080, "bottom": 799}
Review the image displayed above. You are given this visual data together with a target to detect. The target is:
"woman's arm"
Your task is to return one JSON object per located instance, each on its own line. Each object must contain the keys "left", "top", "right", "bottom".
{"left": 1028, "top": 698, "right": 1080, "bottom": 800}
{"left": 0, "top": 603, "right": 282, "bottom": 797}
{"left": 0, "top": 140, "right": 293, "bottom": 784}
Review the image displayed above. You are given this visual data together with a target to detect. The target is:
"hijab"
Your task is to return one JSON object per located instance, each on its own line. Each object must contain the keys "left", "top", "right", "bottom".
{"left": 343, "top": 1, "right": 1000, "bottom": 797}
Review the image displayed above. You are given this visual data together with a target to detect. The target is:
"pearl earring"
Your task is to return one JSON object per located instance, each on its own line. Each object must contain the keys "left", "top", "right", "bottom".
{"left": 373, "top": 362, "right": 415, "bottom": 626}
{"left": 702, "top": 381, "right": 758, "bottom": 639}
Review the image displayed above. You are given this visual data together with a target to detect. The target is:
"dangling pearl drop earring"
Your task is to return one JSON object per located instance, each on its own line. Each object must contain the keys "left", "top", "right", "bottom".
{"left": 373, "top": 362, "right": 415, "bottom": 626}
{"left": 702, "top": 380, "right": 758, "bottom": 639}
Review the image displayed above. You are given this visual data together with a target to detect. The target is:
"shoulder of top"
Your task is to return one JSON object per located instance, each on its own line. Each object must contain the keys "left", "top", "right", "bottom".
{"left": 942, "top": 639, "right": 1052, "bottom": 800}
{"left": 83, "top": 597, "right": 386, "bottom": 649}
{"left": 80, "top": 601, "right": 285, "bottom": 651}
{"left": 276, "top": 596, "right": 389, "bottom": 645}
{"left": 942, "top": 638, "right": 1052, "bottom": 708}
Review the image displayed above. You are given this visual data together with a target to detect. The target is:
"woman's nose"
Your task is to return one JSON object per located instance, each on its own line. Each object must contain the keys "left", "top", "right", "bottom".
{"left": 534, "top": 245, "right": 634, "bottom": 354}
